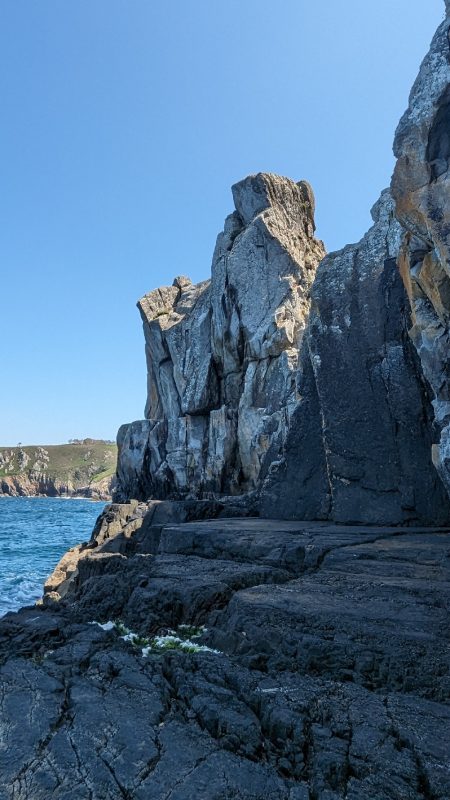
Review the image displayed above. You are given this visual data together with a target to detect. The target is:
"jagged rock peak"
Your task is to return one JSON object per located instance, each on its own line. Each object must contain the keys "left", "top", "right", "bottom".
{"left": 231, "top": 172, "right": 316, "bottom": 235}
{"left": 115, "top": 172, "right": 326, "bottom": 502}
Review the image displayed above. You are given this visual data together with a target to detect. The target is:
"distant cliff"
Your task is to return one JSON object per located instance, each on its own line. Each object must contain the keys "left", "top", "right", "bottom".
{"left": 0, "top": 440, "right": 117, "bottom": 500}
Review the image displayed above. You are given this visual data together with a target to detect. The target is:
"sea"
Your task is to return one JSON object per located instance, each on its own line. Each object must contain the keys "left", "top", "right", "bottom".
{"left": 0, "top": 496, "right": 105, "bottom": 617}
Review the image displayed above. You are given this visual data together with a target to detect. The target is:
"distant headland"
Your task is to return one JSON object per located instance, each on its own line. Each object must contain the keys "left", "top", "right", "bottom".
{"left": 0, "top": 439, "right": 116, "bottom": 500}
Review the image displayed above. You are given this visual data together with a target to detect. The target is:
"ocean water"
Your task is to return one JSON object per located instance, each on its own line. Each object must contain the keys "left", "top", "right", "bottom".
{"left": 0, "top": 496, "right": 105, "bottom": 617}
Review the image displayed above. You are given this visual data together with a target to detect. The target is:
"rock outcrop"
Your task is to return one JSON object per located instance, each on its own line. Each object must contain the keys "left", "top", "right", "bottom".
{"left": 259, "top": 8, "right": 450, "bottom": 526}
{"left": 392, "top": 5, "right": 450, "bottom": 498}
{"left": 116, "top": 173, "right": 325, "bottom": 501}
{"left": 261, "top": 191, "right": 450, "bottom": 524}
{"left": 115, "top": 145, "right": 450, "bottom": 526}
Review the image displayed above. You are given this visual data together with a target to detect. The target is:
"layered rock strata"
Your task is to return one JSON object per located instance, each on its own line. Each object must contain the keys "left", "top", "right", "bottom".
{"left": 261, "top": 191, "right": 450, "bottom": 524}
{"left": 392, "top": 5, "right": 450, "bottom": 497}
{"left": 116, "top": 173, "right": 325, "bottom": 501}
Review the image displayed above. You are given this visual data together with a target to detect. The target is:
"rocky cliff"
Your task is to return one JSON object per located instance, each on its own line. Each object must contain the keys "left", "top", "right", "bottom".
{"left": 116, "top": 179, "right": 449, "bottom": 524}
{"left": 261, "top": 190, "right": 450, "bottom": 525}
{"left": 0, "top": 442, "right": 117, "bottom": 500}
{"left": 113, "top": 16, "right": 450, "bottom": 527}
{"left": 391, "top": 10, "right": 450, "bottom": 498}
{"left": 258, "top": 6, "right": 450, "bottom": 526}
{"left": 116, "top": 174, "right": 325, "bottom": 501}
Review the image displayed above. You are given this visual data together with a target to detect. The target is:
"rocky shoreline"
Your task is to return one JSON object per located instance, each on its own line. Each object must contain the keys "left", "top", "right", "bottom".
{"left": 0, "top": 473, "right": 114, "bottom": 501}
{"left": 1, "top": 502, "right": 449, "bottom": 798}
{"left": 1, "top": 4, "right": 450, "bottom": 799}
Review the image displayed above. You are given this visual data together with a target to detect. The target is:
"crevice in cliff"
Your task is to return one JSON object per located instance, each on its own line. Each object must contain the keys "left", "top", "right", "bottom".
{"left": 427, "top": 85, "right": 450, "bottom": 181}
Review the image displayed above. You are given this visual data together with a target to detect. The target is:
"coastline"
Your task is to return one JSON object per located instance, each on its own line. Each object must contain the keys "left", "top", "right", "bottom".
{"left": 0, "top": 496, "right": 107, "bottom": 617}
{"left": 0, "top": 493, "right": 110, "bottom": 501}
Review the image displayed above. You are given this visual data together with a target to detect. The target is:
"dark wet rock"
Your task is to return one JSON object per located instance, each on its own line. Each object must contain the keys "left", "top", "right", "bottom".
{"left": 44, "top": 497, "right": 259, "bottom": 603}
{"left": 1, "top": 518, "right": 450, "bottom": 799}
{"left": 260, "top": 192, "right": 450, "bottom": 525}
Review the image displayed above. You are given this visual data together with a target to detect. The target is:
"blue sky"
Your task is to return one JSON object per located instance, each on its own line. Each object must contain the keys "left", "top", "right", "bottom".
{"left": 0, "top": 0, "right": 444, "bottom": 445}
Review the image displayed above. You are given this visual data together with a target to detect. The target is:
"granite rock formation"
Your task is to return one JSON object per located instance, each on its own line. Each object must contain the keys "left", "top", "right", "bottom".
{"left": 116, "top": 173, "right": 325, "bottom": 501}
{"left": 115, "top": 140, "right": 450, "bottom": 526}
{"left": 392, "top": 5, "right": 450, "bottom": 498}
{"left": 260, "top": 7, "right": 450, "bottom": 525}
{"left": 261, "top": 191, "right": 450, "bottom": 524}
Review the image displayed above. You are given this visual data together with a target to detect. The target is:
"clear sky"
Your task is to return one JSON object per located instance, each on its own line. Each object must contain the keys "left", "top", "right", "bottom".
{"left": 0, "top": 0, "right": 444, "bottom": 446}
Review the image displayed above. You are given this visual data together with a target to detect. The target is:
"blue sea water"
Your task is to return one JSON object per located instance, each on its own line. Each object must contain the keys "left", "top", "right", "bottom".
{"left": 0, "top": 496, "right": 105, "bottom": 617}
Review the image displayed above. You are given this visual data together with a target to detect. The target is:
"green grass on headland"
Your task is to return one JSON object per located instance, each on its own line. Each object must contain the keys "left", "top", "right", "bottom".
{"left": 0, "top": 439, "right": 117, "bottom": 487}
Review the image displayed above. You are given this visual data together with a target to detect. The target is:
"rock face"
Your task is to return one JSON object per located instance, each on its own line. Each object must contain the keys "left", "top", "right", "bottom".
{"left": 116, "top": 167, "right": 450, "bottom": 526}
{"left": 391, "top": 7, "right": 450, "bottom": 498}
{"left": 2, "top": 514, "right": 450, "bottom": 799}
{"left": 261, "top": 191, "right": 450, "bottom": 524}
{"left": 116, "top": 173, "right": 325, "bottom": 501}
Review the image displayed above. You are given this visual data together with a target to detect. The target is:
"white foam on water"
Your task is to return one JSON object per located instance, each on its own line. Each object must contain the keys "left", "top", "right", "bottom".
{"left": 0, "top": 497, "right": 105, "bottom": 617}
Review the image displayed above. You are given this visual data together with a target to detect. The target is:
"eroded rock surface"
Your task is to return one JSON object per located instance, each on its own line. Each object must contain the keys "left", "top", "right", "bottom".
{"left": 43, "top": 496, "right": 258, "bottom": 603}
{"left": 260, "top": 192, "right": 450, "bottom": 524}
{"left": 1, "top": 516, "right": 450, "bottom": 799}
{"left": 392, "top": 5, "right": 450, "bottom": 498}
{"left": 116, "top": 173, "right": 325, "bottom": 502}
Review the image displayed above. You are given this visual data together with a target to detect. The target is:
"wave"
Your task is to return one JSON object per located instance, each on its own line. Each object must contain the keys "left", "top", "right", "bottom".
{"left": 0, "top": 497, "right": 105, "bottom": 616}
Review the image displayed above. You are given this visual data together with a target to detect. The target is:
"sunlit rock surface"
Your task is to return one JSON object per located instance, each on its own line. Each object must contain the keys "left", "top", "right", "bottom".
{"left": 392, "top": 5, "right": 450, "bottom": 498}
{"left": 116, "top": 173, "right": 325, "bottom": 501}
